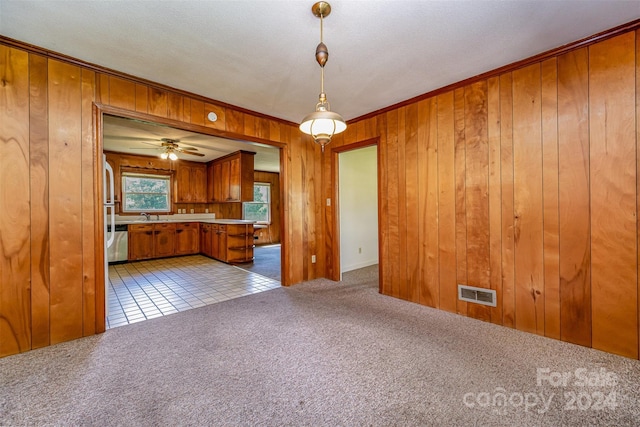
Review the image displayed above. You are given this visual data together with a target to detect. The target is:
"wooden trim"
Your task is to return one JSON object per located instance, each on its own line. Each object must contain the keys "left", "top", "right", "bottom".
{"left": 93, "top": 104, "right": 106, "bottom": 334}
{"left": 329, "top": 137, "right": 380, "bottom": 281}
{"left": 0, "top": 35, "right": 298, "bottom": 128}
{"left": 350, "top": 18, "right": 640, "bottom": 123}
{"left": 99, "top": 104, "right": 285, "bottom": 150}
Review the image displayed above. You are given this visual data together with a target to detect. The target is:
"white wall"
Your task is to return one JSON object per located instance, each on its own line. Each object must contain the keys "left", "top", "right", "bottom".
{"left": 339, "top": 145, "right": 378, "bottom": 273}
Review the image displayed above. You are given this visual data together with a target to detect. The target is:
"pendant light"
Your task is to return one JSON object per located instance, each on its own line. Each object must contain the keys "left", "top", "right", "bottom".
{"left": 299, "top": 1, "right": 346, "bottom": 152}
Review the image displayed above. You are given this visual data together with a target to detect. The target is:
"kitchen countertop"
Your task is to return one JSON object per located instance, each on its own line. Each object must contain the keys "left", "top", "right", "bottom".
{"left": 112, "top": 214, "right": 255, "bottom": 226}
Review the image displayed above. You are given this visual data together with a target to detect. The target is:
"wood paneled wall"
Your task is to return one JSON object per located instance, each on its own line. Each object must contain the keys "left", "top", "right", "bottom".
{"left": 0, "top": 39, "right": 323, "bottom": 357}
{"left": 253, "top": 171, "right": 281, "bottom": 245}
{"left": 328, "top": 30, "right": 640, "bottom": 359}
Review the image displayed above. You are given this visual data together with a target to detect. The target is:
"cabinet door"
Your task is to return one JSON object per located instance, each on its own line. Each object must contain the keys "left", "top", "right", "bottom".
{"left": 212, "top": 162, "right": 224, "bottom": 202}
{"left": 128, "top": 224, "right": 154, "bottom": 260}
{"left": 200, "top": 223, "right": 212, "bottom": 256}
{"left": 220, "top": 160, "right": 232, "bottom": 201}
{"left": 154, "top": 224, "right": 175, "bottom": 258}
{"left": 191, "top": 165, "right": 207, "bottom": 203}
{"left": 215, "top": 224, "right": 227, "bottom": 262}
{"left": 175, "top": 165, "right": 192, "bottom": 202}
{"left": 227, "top": 157, "right": 241, "bottom": 201}
{"left": 175, "top": 223, "right": 198, "bottom": 255}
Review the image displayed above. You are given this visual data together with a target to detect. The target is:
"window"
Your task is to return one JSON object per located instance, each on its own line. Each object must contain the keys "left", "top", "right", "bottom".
{"left": 122, "top": 172, "right": 171, "bottom": 212}
{"left": 243, "top": 183, "right": 270, "bottom": 223}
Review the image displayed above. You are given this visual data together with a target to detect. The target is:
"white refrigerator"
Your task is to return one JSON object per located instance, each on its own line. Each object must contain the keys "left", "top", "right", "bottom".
{"left": 103, "top": 154, "right": 115, "bottom": 316}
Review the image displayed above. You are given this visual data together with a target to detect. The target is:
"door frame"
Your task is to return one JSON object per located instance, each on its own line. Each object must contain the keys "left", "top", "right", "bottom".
{"left": 329, "top": 137, "right": 381, "bottom": 288}
{"left": 93, "top": 103, "right": 288, "bottom": 332}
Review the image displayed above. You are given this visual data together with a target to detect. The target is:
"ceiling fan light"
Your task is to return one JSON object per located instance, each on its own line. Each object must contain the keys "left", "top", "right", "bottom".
{"left": 168, "top": 152, "right": 178, "bottom": 161}
{"left": 160, "top": 152, "right": 169, "bottom": 160}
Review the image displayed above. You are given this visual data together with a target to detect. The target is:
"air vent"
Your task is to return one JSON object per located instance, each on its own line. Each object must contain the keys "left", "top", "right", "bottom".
{"left": 458, "top": 284, "right": 497, "bottom": 307}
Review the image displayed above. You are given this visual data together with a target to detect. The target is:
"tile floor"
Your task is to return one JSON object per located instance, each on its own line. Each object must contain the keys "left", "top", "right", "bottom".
{"left": 107, "top": 255, "right": 280, "bottom": 329}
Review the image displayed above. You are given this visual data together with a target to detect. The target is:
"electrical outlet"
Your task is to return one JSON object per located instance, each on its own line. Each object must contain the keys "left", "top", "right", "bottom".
{"left": 358, "top": 247, "right": 362, "bottom": 254}
{"left": 311, "top": 255, "right": 316, "bottom": 263}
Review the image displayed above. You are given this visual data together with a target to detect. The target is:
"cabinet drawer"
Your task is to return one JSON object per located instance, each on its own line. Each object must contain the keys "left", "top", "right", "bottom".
{"left": 155, "top": 222, "right": 176, "bottom": 231}
{"left": 129, "top": 224, "right": 153, "bottom": 232}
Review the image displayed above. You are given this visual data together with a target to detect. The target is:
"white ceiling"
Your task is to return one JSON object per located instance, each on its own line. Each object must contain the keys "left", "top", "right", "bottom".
{"left": 103, "top": 115, "right": 281, "bottom": 172}
{"left": 2, "top": 0, "right": 639, "bottom": 124}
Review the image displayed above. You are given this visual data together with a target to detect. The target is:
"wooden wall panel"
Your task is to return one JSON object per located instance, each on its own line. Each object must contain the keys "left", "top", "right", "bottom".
{"left": 464, "top": 81, "right": 491, "bottom": 321}
{"left": 81, "top": 69, "right": 97, "bottom": 335}
{"left": 189, "top": 99, "right": 204, "bottom": 126}
{"left": 397, "top": 108, "right": 408, "bottom": 300}
{"left": 405, "top": 104, "right": 419, "bottom": 302}
{"left": 589, "top": 33, "right": 638, "bottom": 358}
{"left": 417, "top": 98, "right": 439, "bottom": 307}
{"left": 376, "top": 113, "right": 389, "bottom": 293}
{"left": 29, "top": 53, "right": 50, "bottom": 349}
{"left": 108, "top": 76, "right": 135, "bottom": 110}
{"left": 512, "top": 64, "right": 544, "bottom": 334}
{"left": 454, "top": 88, "right": 468, "bottom": 315}
{"left": 48, "top": 59, "right": 84, "bottom": 344}
{"left": 558, "top": 48, "right": 592, "bottom": 347}
{"left": 437, "top": 92, "right": 457, "bottom": 313}
{"left": 135, "top": 84, "right": 148, "bottom": 113}
{"left": 167, "top": 92, "right": 183, "bottom": 121}
{"left": 541, "top": 58, "right": 561, "bottom": 340}
{"left": 487, "top": 76, "right": 502, "bottom": 325}
{"left": 148, "top": 87, "right": 168, "bottom": 117}
{"left": 386, "top": 110, "right": 400, "bottom": 298}
{"left": 637, "top": 28, "right": 640, "bottom": 362}
{"left": 0, "top": 46, "right": 31, "bottom": 356}
{"left": 499, "top": 73, "right": 516, "bottom": 328}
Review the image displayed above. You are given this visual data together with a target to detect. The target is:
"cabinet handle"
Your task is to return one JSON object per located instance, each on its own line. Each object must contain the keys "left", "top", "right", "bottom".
{"left": 176, "top": 229, "right": 183, "bottom": 233}
{"left": 145, "top": 231, "right": 153, "bottom": 235}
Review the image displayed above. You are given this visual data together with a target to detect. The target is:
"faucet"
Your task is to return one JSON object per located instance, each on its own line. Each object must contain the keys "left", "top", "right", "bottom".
{"left": 140, "top": 212, "right": 150, "bottom": 221}
{"left": 155, "top": 214, "right": 160, "bottom": 221}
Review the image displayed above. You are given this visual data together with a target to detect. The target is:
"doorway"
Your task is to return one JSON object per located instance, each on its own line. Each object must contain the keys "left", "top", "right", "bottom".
{"left": 98, "top": 108, "right": 285, "bottom": 329}
{"left": 338, "top": 145, "right": 379, "bottom": 280}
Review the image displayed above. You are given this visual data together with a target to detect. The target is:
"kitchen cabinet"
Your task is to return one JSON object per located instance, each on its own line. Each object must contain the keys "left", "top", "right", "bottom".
{"left": 175, "top": 162, "right": 207, "bottom": 203}
{"left": 175, "top": 222, "right": 199, "bottom": 255}
{"left": 128, "top": 223, "right": 176, "bottom": 260}
{"left": 211, "top": 224, "right": 226, "bottom": 261}
{"left": 199, "top": 223, "right": 213, "bottom": 257}
{"left": 128, "top": 224, "right": 154, "bottom": 260}
{"left": 225, "top": 224, "right": 254, "bottom": 263}
{"left": 200, "top": 223, "right": 254, "bottom": 264}
{"left": 207, "top": 151, "right": 255, "bottom": 202}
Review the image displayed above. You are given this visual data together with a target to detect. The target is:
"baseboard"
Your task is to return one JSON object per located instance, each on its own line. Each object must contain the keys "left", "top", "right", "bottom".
{"left": 342, "top": 259, "right": 378, "bottom": 273}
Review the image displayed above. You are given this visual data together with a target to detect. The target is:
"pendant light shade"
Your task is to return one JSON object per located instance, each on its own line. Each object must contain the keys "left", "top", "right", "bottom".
{"left": 299, "top": 2, "right": 346, "bottom": 152}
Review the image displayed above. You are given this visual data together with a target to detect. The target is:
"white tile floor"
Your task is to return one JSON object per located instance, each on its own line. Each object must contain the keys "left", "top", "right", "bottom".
{"left": 107, "top": 255, "right": 281, "bottom": 329}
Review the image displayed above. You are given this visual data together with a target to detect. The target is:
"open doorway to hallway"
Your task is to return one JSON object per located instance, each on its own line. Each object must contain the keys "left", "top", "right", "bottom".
{"left": 338, "top": 145, "right": 379, "bottom": 280}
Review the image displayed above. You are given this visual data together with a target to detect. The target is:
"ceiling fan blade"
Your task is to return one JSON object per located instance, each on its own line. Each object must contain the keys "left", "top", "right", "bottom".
{"left": 176, "top": 148, "right": 205, "bottom": 157}
{"left": 129, "top": 147, "right": 161, "bottom": 150}
{"left": 178, "top": 146, "right": 199, "bottom": 151}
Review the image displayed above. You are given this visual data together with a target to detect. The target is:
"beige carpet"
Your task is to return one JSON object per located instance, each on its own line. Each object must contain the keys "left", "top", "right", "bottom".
{"left": 1, "top": 265, "right": 639, "bottom": 426}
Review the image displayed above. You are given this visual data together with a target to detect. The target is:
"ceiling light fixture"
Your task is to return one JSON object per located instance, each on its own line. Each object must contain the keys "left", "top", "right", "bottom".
{"left": 299, "top": 1, "right": 346, "bottom": 152}
{"left": 160, "top": 148, "right": 178, "bottom": 161}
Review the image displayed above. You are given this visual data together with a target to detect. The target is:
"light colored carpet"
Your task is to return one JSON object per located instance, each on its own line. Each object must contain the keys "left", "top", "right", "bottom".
{"left": 1, "top": 265, "right": 639, "bottom": 426}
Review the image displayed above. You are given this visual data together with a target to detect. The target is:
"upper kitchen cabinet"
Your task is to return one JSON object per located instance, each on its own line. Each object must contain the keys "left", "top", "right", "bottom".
{"left": 207, "top": 151, "right": 255, "bottom": 203}
{"left": 175, "top": 162, "right": 207, "bottom": 203}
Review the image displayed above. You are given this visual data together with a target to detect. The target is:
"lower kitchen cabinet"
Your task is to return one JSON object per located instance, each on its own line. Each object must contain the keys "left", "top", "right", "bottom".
{"left": 128, "top": 224, "right": 155, "bottom": 260}
{"left": 128, "top": 221, "right": 253, "bottom": 263}
{"left": 199, "top": 223, "right": 213, "bottom": 257}
{"left": 128, "top": 223, "right": 176, "bottom": 261}
{"left": 175, "top": 222, "right": 199, "bottom": 255}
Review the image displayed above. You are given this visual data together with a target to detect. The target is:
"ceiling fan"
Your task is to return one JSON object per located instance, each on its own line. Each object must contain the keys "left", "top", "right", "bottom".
{"left": 132, "top": 138, "right": 205, "bottom": 160}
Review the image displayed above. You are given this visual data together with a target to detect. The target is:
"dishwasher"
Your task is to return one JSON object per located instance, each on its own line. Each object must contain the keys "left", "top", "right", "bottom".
{"left": 107, "top": 224, "right": 129, "bottom": 263}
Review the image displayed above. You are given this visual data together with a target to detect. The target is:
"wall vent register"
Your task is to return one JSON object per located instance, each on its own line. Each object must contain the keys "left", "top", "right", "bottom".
{"left": 458, "top": 284, "right": 497, "bottom": 307}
